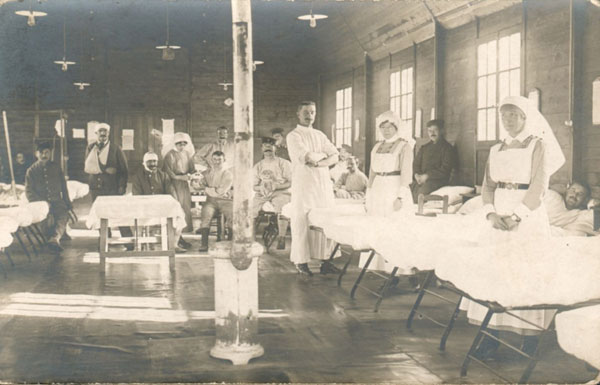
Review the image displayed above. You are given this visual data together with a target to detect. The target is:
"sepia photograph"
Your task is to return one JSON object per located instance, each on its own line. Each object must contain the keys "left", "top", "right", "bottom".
{"left": 0, "top": 0, "right": 599, "bottom": 383}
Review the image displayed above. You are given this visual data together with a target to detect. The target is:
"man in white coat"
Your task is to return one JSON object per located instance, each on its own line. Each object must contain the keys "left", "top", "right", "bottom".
{"left": 287, "top": 101, "right": 340, "bottom": 276}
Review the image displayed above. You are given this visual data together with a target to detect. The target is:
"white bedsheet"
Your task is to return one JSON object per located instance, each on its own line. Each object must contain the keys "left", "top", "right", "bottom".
{"left": 434, "top": 236, "right": 600, "bottom": 307}
{"left": 556, "top": 305, "right": 600, "bottom": 370}
{"left": 308, "top": 204, "right": 366, "bottom": 230}
{"left": 66, "top": 180, "right": 90, "bottom": 201}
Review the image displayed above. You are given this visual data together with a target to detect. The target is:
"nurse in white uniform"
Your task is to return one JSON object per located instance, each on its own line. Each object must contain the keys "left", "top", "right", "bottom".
{"left": 287, "top": 101, "right": 340, "bottom": 276}
{"left": 463, "top": 95, "right": 565, "bottom": 359}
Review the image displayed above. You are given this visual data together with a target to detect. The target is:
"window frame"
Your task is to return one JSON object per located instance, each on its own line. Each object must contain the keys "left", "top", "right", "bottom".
{"left": 335, "top": 86, "right": 353, "bottom": 148}
{"left": 388, "top": 63, "right": 415, "bottom": 140}
{"left": 476, "top": 27, "right": 522, "bottom": 144}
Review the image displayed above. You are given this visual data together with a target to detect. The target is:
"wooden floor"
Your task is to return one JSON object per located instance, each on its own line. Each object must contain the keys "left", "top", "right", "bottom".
{"left": 0, "top": 199, "right": 596, "bottom": 383}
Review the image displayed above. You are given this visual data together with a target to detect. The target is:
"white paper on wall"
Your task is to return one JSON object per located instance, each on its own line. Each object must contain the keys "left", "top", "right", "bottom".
{"left": 54, "top": 119, "right": 67, "bottom": 137}
{"left": 430, "top": 107, "right": 436, "bottom": 120}
{"left": 72, "top": 128, "right": 85, "bottom": 139}
{"left": 87, "top": 121, "right": 99, "bottom": 144}
{"left": 528, "top": 88, "right": 541, "bottom": 111}
{"left": 162, "top": 118, "right": 175, "bottom": 150}
{"left": 415, "top": 108, "right": 423, "bottom": 138}
{"left": 354, "top": 119, "right": 360, "bottom": 141}
{"left": 593, "top": 78, "right": 600, "bottom": 125}
{"left": 122, "top": 129, "right": 134, "bottom": 150}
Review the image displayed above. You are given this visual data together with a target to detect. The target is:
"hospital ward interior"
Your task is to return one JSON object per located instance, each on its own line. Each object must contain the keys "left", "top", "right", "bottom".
{"left": 1, "top": 0, "right": 600, "bottom": 383}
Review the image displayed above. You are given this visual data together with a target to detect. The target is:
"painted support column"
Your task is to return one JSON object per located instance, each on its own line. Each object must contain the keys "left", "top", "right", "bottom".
{"left": 209, "top": 0, "right": 264, "bottom": 365}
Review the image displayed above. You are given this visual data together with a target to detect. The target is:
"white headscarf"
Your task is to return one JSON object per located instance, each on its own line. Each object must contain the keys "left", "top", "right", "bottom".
{"left": 143, "top": 152, "right": 159, "bottom": 172}
{"left": 95, "top": 122, "right": 110, "bottom": 133}
{"left": 161, "top": 132, "right": 195, "bottom": 158}
{"left": 375, "top": 110, "right": 415, "bottom": 148}
{"left": 499, "top": 95, "right": 565, "bottom": 177}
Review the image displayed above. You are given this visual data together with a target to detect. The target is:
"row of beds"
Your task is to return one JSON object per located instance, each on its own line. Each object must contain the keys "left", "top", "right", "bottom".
{"left": 297, "top": 186, "right": 600, "bottom": 384}
{"left": 0, "top": 181, "right": 90, "bottom": 275}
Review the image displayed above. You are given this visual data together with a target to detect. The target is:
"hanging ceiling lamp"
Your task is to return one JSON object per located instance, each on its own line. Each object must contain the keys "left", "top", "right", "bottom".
{"left": 155, "top": 2, "right": 181, "bottom": 61}
{"left": 218, "top": 40, "right": 232, "bottom": 91}
{"left": 253, "top": 60, "right": 264, "bottom": 71}
{"left": 54, "top": 18, "right": 76, "bottom": 72}
{"left": 297, "top": 6, "right": 327, "bottom": 28}
{"left": 15, "top": 0, "right": 47, "bottom": 27}
{"left": 74, "top": 31, "right": 90, "bottom": 90}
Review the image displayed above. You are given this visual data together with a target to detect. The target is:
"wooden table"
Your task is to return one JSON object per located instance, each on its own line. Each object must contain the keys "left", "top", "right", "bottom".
{"left": 87, "top": 195, "right": 185, "bottom": 273}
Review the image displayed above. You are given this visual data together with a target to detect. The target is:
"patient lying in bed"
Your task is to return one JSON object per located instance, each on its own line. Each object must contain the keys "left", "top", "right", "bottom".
{"left": 459, "top": 182, "right": 596, "bottom": 236}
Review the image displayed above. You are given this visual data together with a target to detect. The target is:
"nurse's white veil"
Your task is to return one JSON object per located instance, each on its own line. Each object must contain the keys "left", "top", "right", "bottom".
{"left": 161, "top": 132, "right": 195, "bottom": 158}
{"left": 499, "top": 95, "right": 565, "bottom": 177}
{"left": 375, "top": 110, "right": 416, "bottom": 148}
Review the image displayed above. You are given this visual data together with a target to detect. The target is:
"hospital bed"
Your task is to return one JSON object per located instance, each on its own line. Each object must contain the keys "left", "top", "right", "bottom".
{"left": 307, "top": 186, "right": 472, "bottom": 312}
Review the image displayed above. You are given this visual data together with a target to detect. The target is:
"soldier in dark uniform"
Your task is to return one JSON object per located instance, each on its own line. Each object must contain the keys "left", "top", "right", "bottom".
{"left": 25, "top": 141, "right": 72, "bottom": 253}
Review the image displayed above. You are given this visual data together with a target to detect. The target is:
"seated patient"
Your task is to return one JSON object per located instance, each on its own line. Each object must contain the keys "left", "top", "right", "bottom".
{"left": 131, "top": 152, "right": 189, "bottom": 252}
{"left": 545, "top": 181, "right": 594, "bottom": 236}
{"left": 25, "top": 141, "right": 72, "bottom": 254}
{"left": 334, "top": 157, "right": 368, "bottom": 200}
{"left": 197, "top": 151, "right": 233, "bottom": 252}
{"left": 329, "top": 144, "right": 352, "bottom": 184}
{"left": 411, "top": 119, "right": 457, "bottom": 203}
{"left": 252, "top": 137, "right": 292, "bottom": 250}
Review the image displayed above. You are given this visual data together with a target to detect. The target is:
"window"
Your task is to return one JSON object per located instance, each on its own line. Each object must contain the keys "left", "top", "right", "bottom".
{"left": 335, "top": 86, "right": 352, "bottom": 147}
{"left": 477, "top": 32, "right": 521, "bottom": 141}
{"left": 390, "top": 66, "right": 414, "bottom": 135}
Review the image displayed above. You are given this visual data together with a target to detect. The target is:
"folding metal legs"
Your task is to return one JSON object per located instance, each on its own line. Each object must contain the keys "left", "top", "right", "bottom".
{"left": 21, "top": 228, "right": 39, "bottom": 258}
{"left": 350, "top": 250, "right": 375, "bottom": 299}
{"left": 13, "top": 231, "right": 31, "bottom": 262}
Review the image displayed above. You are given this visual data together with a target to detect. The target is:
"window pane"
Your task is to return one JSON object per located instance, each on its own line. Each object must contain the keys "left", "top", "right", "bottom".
{"left": 487, "top": 108, "right": 497, "bottom": 141}
{"left": 401, "top": 69, "right": 408, "bottom": 93}
{"left": 394, "top": 98, "right": 401, "bottom": 115}
{"left": 390, "top": 73, "right": 396, "bottom": 98}
{"left": 477, "top": 77, "right": 487, "bottom": 108}
{"left": 344, "top": 108, "right": 352, "bottom": 128}
{"left": 498, "top": 36, "right": 509, "bottom": 71}
{"left": 487, "top": 74, "right": 496, "bottom": 107}
{"left": 345, "top": 87, "right": 352, "bottom": 107}
{"left": 345, "top": 128, "right": 351, "bottom": 146}
{"left": 487, "top": 40, "right": 497, "bottom": 74}
{"left": 406, "top": 95, "right": 413, "bottom": 119}
{"left": 510, "top": 69, "right": 520, "bottom": 96}
{"left": 478, "top": 44, "right": 487, "bottom": 76}
{"left": 402, "top": 97, "right": 408, "bottom": 119}
{"left": 336, "top": 90, "right": 343, "bottom": 109}
{"left": 406, "top": 67, "right": 413, "bottom": 93}
{"left": 477, "top": 109, "right": 487, "bottom": 141}
{"left": 336, "top": 130, "right": 343, "bottom": 147}
{"left": 336, "top": 110, "right": 343, "bottom": 128}
{"left": 510, "top": 33, "right": 521, "bottom": 69}
{"left": 498, "top": 71, "right": 509, "bottom": 104}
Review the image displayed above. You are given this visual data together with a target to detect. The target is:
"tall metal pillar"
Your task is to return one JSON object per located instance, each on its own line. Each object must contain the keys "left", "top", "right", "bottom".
{"left": 209, "top": 0, "right": 264, "bottom": 365}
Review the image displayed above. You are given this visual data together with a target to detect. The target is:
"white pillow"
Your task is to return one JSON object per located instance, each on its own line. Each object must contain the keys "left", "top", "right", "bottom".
{"left": 429, "top": 186, "right": 475, "bottom": 206}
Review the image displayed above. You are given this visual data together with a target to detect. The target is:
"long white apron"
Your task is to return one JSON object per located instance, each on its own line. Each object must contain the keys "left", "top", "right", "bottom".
{"left": 288, "top": 128, "right": 335, "bottom": 264}
{"left": 463, "top": 139, "right": 555, "bottom": 333}
{"left": 361, "top": 140, "right": 413, "bottom": 272}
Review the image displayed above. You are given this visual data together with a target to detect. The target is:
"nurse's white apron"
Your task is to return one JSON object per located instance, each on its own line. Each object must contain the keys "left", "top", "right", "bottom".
{"left": 463, "top": 138, "right": 555, "bottom": 333}
{"left": 361, "top": 140, "right": 413, "bottom": 272}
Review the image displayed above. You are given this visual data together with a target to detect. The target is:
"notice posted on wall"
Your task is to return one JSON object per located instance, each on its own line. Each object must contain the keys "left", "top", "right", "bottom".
{"left": 593, "top": 78, "right": 600, "bottom": 125}
{"left": 72, "top": 128, "right": 85, "bottom": 139}
{"left": 122, "top": 129, "right": 134, "bottom": 150}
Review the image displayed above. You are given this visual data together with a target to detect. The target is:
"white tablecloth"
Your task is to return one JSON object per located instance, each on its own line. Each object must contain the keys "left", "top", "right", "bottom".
{"left": 86, "top": 195, "right": 186, "bottom": 231}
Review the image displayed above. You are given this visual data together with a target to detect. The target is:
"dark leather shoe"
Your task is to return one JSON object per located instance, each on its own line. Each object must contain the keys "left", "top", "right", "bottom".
{"left": 320, "top": 261, "right": 341, "bottom": 275}
{"left": 276, "top": 236, "right": 286, "bottom": 250}
{"left": 295, "top": 263, "right": 313, "bottom": 277}
{"left": 47, "top": 240, "right": 63, "bottom": 254}
{"left": 178, "top": 238, "right": 192, "bottom": 250}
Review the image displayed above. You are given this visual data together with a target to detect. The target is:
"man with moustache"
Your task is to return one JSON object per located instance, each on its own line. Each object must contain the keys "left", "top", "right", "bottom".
{"left": 25, "top": 141, "right": 72, "bottom": 254}
{"left": 84, "top": 122, "right": 132, "bottom": 242}
{"left": 252, "top": 137, "right": 292, "bottom": 250}
{"left": 286, "top": 101, "right": 340, "bottom": 276}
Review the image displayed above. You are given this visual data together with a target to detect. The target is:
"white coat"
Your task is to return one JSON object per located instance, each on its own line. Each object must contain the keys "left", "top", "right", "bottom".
{"left": 286, "top": 124, "right": 338, "bottom": 264}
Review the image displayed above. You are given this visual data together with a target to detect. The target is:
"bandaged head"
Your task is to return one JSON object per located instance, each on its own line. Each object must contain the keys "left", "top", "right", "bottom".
{"left": 499, "top": 96, "right": 565, "bottom": 177}
{"left": 143, "top": 152, "right": 159, "bottom": 172}
{"left": 95, "top": 122, "right": 110, "bottom": 144}
{"left": 375, "top": 110, "right": 415, "bottom": 148}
